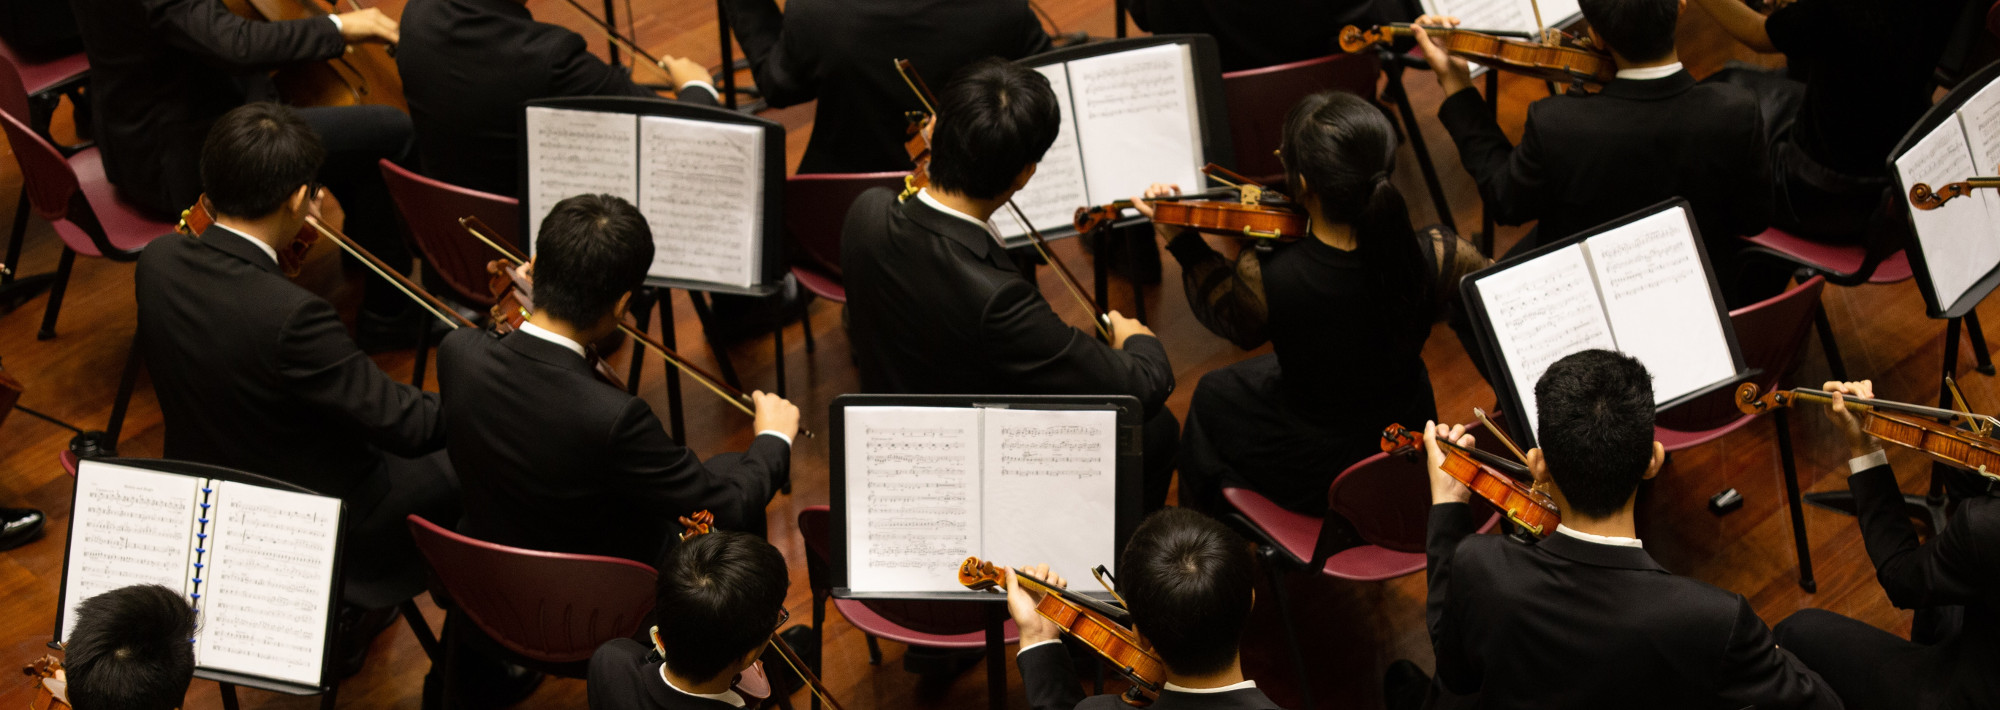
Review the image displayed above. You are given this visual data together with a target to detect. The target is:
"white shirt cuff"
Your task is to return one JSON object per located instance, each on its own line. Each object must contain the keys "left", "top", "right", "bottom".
{"left": 1017, "top": 639, "right": 1062, "bottom": 658}
{"left": 757, "top": 430, "right": 792, "bottom": 447}
{"left": 328, "top": 14, "right": 343, "bottom": 32}
{"left": 1848, "top": 449, "right": 1888, "bottom": 476}
{"left": 679, "top": 80, "right": 718, "bottom": 99}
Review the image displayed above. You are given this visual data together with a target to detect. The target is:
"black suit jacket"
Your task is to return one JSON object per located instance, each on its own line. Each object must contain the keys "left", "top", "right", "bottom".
{"left": 587, "top": 639, "right": 743, "bottom": 710}
{"left": 1127, "top": 0, "right": 1403, "bottom": 73}
{"left": 1437, "top": 72, "right": 1771, "bottom": 256}
{"left": 841, "top": 188, "right": 1174, "bottom": 414}
{"left": 435, "top": 328, "right": 788, "bottom": 562}
{"left": 70, "top": 0, "right": 347, "bottom": 215}
{"left": 1426, "top": 503, "right": 1839, "bottom": 709}
{"left": 395, "top": 0, "right": 717, "bottom": 197}
{"left": 1020, "top": 643, "right": 1285, "bottom": 710}
{"left": 722, "top": 0, "right": 1052, "bottom": 174}
{"left": 134, "top": 229, "right": 444, "bottom": 502}
{"left": 1851, "top": 464, "right": 2000, "bottom": 707}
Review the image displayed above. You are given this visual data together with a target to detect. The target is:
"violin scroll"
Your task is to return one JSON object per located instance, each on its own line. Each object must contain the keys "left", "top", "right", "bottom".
{"left": 1338, "top": 25, "right": 1389, "bottom": 53}
{"left": 1734, "top": 383, "right": 1793, "bottom": 416}
{"left": 958, "top": 557, "right": 1006, "bottom": 591}
{"left": 1911, "top": 182, "right": 1969, "bottom": 211}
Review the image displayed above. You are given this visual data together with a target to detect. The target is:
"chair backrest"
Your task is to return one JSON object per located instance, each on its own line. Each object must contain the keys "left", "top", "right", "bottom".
{"left": 1221, "top": 53, "right": 1382, "bottom": 184}
{"left": 785, "top": 172, "right": 906, "bottom": 279}
{"left": 1328, "top": 420, "right": 1505, "bottom": 553}
{"left": 1657, "top": 276, "right": 1829, "bottom": 432}
{"left": 0, "top": 51, "right": 32, "bottom": 124}
{"left": 0, "top": 108, "right": 77, "bottom": 224}
{"left": 797, "top": 505, "right": 990, "bottom": 635}
{"left": 406, "top": 515, "right": 657, "bottom": 667}
{"left": 379, "top": 159, "right": 521, "bottom": 306}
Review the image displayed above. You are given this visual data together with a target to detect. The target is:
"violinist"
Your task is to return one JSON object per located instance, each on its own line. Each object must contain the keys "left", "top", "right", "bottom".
{"left": 1007, "top": 508, "right": 1285, "bottom": 710}
{"left": 396, "top": 0, "right": 722, "bottom": 198}
{"left": 588, "top": 529, "right": 790, "bottom": 710}
{"left": 1406, "top": 350, "right": 1838, "bottom": 709}
{"left": 1138, "top": 90, "right": 1439, "bottom": 516}
{"left": 62, "top": 584, "right": 197, "bottom": 710}
{"left": 133, "top": 104, "right": 458, "bottom": 677}
{"left": 1772, "top": 380, "right": 2000, "bottom": 710}
{"left": 841, "top": 59, "right": 1179, "bottom": 513}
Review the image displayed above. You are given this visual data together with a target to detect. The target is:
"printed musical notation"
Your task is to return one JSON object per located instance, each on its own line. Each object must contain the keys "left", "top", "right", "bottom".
{"left": 1069, "top": 43, "right": 1204, "bottom": 208}
{"left": 525, "top": 107, "right": 638, "bottom": 246}
{"left": 196, "top": 482, "right": 341, "bottom": 687}
{"left": 639, "top": 116, "right": 765, "bottom": 288}
{"left": 845, "top": 408, "right": 983, "bottom": 592}
{"left": 62, "top": 463, "right": 201, "bottom": 644}
{"left": 1476, "top": 244, "right": 1616, "bottom": 437}
{"left": 1897, "top": 83, "right": 2000, "bottom": 308}
{"left": 1585, "top": 207, "right": 1734, "bottom": 404}
{"left": 992, "top": 64, "right": 1088, "bottom": 243}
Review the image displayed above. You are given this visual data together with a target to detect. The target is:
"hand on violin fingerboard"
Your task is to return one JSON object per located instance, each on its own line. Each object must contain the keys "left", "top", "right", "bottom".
{"left": 1412, "top": 15, "right": 1475, "bottom": 96}
{"left": 1006, "top": 564, "right": 1067, "bottom": 647}
{"left": 1132, "top": 183, "right": 1186, "bottom": 242}
{"left": 1424, "top": 421, "right": 1476, "bottom": 506}
{"left": 1821, "top": 380, "right": 1881, "bottom": 460}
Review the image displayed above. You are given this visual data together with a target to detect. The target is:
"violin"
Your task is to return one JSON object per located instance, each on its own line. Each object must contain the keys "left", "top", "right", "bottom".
{"left": 23, "top": 655, "right": 68, "bottom": 710}
{"left": 959, "top": 557, "right": 1163, "bottom": 707}
{"left": 1736, "top": 383, "right": 2000, "bottom": 481}
{"left": 676, "top": 511, "right": 848, "bottom": 710}
{"left": 1381, "top": 420, "right": 1561, "bottom": 537}
{"left": 178, "top": 195, "right": 322, "bottom": 279}
{"left": 1909, "top": 177, "right": 2000, "bottom": 210}
{"left": 220, "top": 0, "right": 404, "bottom": 108}
{"left": 1340, "top": 24, "right": 1616, "bottom": 86}
{"left": 1074, "top": 165, "right": 1308, "bottom": 242}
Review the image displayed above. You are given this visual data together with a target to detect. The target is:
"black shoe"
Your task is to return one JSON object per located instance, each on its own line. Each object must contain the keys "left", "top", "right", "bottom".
{"left": 333, "top": 604, "right": 400, "bottom": 678}
{"left": 0, "top": 508, "right": 45, "bottom": 551}
{"left": 1383, "top": 659, "right": 1431, "bottom": 710}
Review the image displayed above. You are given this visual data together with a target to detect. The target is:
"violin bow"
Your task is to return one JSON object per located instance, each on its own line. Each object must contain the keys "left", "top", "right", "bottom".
{"left": 552, "top": 0, "right": 689, "bottom": 84}
{"left": 1910, "top": 177, "right": 2000, "bottom": 210}
{"left": 1472, "top": 407, "right": 1529, "bottom": 465}
{"left": 305, "top": 216, "right": 477, "bottom": 330}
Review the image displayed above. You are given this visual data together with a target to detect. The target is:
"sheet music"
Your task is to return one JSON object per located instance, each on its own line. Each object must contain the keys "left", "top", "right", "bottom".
{"left": 1956, "top": 77, "right": 2000, "bottom": 177}
{"left": 992, "top": 64, "right": 1091, "bottom": 244}
{"left": 1474, "top": 243, "right": 1617, "bottom": 437}
{"left": 1895, "top": 116, "right": 2000, "bottom": 308}
{"left": 638, "top": 116, "right": 765, "bottom": 287}
{"left": 525, "top": 107, "right": 637, "bottom": 246}
{"left": 1423, "top": 0, "right": 1582, "bottom": 35}
{"left": 1581, "top": 206, "right": 1735, "bottom": 404}
{"left": 844, "top": 407, "right": 983, "bottom": 593}
{"left": 1068, "top": 44, "right": 1205, "bottom": 216}
{"left": 979, "top": 408, "right": 1118, "bottom": 582}
{"left": 61, "top": 462, "right": 201, "bottom": 642}
{"left": 196, "top": 482, "right": 341, "bottom": 686}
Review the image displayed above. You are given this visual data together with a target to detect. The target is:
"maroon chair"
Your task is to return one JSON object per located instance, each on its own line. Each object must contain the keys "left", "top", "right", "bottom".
{"left": 1736, "top": 188, "right": 1922, "bottom": 384}
{"left": 0, "top": 47, "right": 90, "bottom": 315}
{"left": 1221, "top": 54, "right": 1381, "bottom": 185}
{"left": 784, "top": 172, "right": 905, "bottom": 306}
{"left": 378, "top": 160, "right": 521, "bottom": 387}
{"left": 797, "top": 506, "right": 1017, "bottom": 710}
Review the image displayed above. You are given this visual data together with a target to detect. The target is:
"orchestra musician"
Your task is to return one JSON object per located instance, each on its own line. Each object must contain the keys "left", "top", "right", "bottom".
{"left": 1771, "top": 380, "right": 2000, "bottom": 710}
{"left": 61, "top": 584, "right": 198, "bottom": 710}
{"left": 132, "top": 103, "right": 459, "bottom": 675}
{"left": 1410, "top": 350, "right": 1840, "bottom": 709}
{"left": 1126, "top": 0, "right": 1407, "bottom": 72}
{"left": 718, "top": 0, "right": 1053, "bottom": 174}
{"left": 1007, "top": 508, "right": 1286, "bottom": 710}
{"left": 588, "top": 529, "right": 791, "bottom": 710}
{"left": 396, "top": 0, "right": 722, "bottom": 198}
{"left": 840, "top": 58, "right": 1180, "bottom": 513}
{"left": 1135, "top": 90, "right": 1438, "bottom": 516}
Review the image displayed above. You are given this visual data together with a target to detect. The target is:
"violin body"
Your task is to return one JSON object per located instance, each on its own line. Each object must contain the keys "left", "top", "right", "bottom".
{"left": 221, "top": 0, "right": 406, "bottom": 109}
{"left": 484, "top": 261, "right": 631, "bottom": 390}
{"left": 176, "top": 195, "right": 325, "bottom": 278}
{"left": 1149, "top": 200, "right": 1307, "bottom": 241}
{"left": 959, "top": 557, "right": 1163, "bottom": 706}
{"left": 1341, "top": 25, "right": 1615, "bottom": 86}
{"left": 1381, "top": 423, "right": 1561, "bottom": 537}
{"left": 1736, "top": 384, "right": 2000, "bottom": 480}
{"left": 23, "top": 655, "right": 68, "bottom": 710}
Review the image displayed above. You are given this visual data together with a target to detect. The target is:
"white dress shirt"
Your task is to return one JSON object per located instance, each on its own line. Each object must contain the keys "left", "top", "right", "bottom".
{"left": 1615, "top": 61, "right": 1684, "bottom": 81}
{"left": 209, "top": 223, "right": 280, "bottom": 267}
{"left": 1554, "top": 524, "right": 1644, "bottom": 549}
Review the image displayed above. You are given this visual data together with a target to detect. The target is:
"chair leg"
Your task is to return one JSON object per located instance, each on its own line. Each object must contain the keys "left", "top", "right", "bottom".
{"left": 801, "top": 310, "right": 816, "bottom": 353}
{"left": 1813, "top": 304, "right": 1848, "bottom": 383}
{"left": 864, "top": 634, "right": 882, "bottom": 666}
{"left": 400, "top": 599, "right": 441, "bottom": 662}
{"left": 1966, "top": 310, "right": 1996, "bottom": 375}
{"left": 4, "top": 191, "right": 25, "bottom": 287}
{"left": 810, "top": 591, "right": 826, "bottom": 710}
{"left": 36, "top": 247, "right": 76, "bottom": 341}
{"left": 319, "top": 684, "right": 338, "bottom": 710}
{"left": 1259, "top": 546, "right": 1314, "bottom": 710}
{"left": 1773, "top": 409, "right": 1816, "bottom": 593}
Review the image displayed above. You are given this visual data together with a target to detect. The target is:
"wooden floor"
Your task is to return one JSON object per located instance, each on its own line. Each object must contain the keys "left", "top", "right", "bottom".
{"left": 0, "top": 1, "right": 1979, "bottom": 708}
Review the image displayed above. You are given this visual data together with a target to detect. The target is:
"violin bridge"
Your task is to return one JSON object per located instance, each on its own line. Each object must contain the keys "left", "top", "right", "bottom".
{"left": 1238, "top": 184, "right": 1263, "bottom": 206}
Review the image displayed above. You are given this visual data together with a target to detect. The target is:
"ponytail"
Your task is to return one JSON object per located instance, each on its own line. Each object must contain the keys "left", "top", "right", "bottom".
{"left": 1281, "top": 91, "right": 1433, "bottom": 315}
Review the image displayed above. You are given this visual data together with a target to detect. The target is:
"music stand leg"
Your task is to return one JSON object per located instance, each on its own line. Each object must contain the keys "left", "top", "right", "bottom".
{"left": 985, "top": 605, "right": 1006, "bottom": 710}
{"left": 1380, "top": 53, "right": 1457, "bottom": 236}
{"left": 686, "top": 292, "right": 744, "bottom": 390}
{"left": 1480, "top": 71, "right": 1499, "bottom": 256}
{"left": 602, "top": 0, "right": 621, "bottom": 65}
{"left": 717, "top": 0, "right": 739, "bottom": 111}
{"left": 1964, "top": 309, "right": 1995, "bottom": 375}
{"left": 220, "top": 682, "right": 241, "bottom": 710}
{"left": 1773, "top": 408, "right": 1816, "bottom": 592}
{"left": 1114, "top": 0, "right": 1127, "bottom": 38}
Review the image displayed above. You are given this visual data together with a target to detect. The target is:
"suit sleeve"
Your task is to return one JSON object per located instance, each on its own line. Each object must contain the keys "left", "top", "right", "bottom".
{"left": 1715, "top": 596, "right": 1844, "bottom": 710}
{"left": 545, "top": 30, "right": 658, "bottom": 99}
{"left": 979, "top": 278, "right": 1176, "bottom": 415}
{"left": 1436, "top": 87, "right": 1546, "bottom": 227}
{"left": 1018, "top": 642, "right": 1087, "bottom": 710}
{"left": 1425, "top": 502, "right": 1482, "bottom": 695}
{"left": 603, "top": 398, "right": 788, "bottom": 533}
{"left": 277, "top": 298, "right": 445, "bottom": 457}
{"left": 146, "top": 0, "right": 346, "bottom": 71}
{"left": 1851, "top": 464, "right": 1991, "bottom": 609}
{"left": 724, "top": 0, "right": 819, "bottom": 107}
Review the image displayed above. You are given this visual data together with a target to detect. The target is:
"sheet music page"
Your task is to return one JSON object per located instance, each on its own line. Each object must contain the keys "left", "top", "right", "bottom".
{"left": 638, "top": 116, "right": 765, "bottom": 288}
{"left": 1424, "top": 0, "right": 1582, "bottom": 34}
{"left": 979, "top": 408, "right": 1118, "bottom": 584}
{"left": 1895, "top": 117, "right": 2000, "bottom": 308}
{"left": 195, "top": 482, "right": 341, "bottom": 686}
{"left": 61, "top": 462, "right": 200, "bottom": 642}
{"left": 844, "top": 407, "right": 983, "bottom": 593}
{"left": 1956, "top": 77, "right": 2000, "bottom": 177}
{"left": 1068, "top": 44, "right": 1205, "bottom": 216}
{"left": 1474, "top": 243, "right": 1617, "bottom": 438}
{"left": 991, "top": 64, "right": 1091, "bottom": 244}
{"left": 1581, "top": 206, "right": 1736, "bottom": 403}
{"left": 525, "top": 106, "right": 637, "bottom": 246}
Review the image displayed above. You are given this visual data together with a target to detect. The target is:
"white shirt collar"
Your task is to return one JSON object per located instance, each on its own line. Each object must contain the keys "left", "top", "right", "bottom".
{"left": 1554, "top": 524, "right": 1644, "bottom": 548}
{"left": 1615, "top": 62, "right": 1684, "bottom": 81}
{"left": 657, "top": 666, "right": 746, "bottom": 708}
{"left": 517, "top": 321, "right": 588, "bottom": 359}
{"left": 916, "top": 188, "right": 1000, "bottom": 232}
{"left": 209, "top": 223, "right": 280, "bottom": 267}
{"left": 1165, "top": 680, "right": 1259, "bottom": 694}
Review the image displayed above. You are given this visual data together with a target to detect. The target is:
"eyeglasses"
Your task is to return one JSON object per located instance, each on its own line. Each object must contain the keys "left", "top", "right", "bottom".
{"left": 769, "top": 606, "right": 791, "bottom": 637}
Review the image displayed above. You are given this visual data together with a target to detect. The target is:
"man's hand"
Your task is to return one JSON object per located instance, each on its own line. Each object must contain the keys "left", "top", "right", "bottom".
{"left": 1106, "top": 310, "right": 1153, "bottom": 350}
{"left": 1424, "top": 421, "right": 1475, "bottom": 505}
{"left": 660, "top": 56, "right": 713, "bottom": 93}
{"left": 1131, "top": 183, "right": 1185, "bottom": 242}
{"left": 1006, "top": 564, "right": 1066, "bottom": 647}
{"left": 1822, "top": 380, "right": 1879, "bottom": 460}
{"left": 334, "top": 8, "right": 398, "bottom": 45}
{"left": 751, "top": 390, "right": 801, "bottom": 442}
{"left": 1412, "top": 15, "right": 1473, "bottom": 96}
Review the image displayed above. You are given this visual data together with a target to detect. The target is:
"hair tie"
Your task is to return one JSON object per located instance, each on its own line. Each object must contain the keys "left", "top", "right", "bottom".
{"left": 1370, "top": 171, "right": 1390, "bottom": 186}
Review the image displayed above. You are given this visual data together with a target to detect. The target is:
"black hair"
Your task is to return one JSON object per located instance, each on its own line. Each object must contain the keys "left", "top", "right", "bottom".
{"left": 64, "top": 584, "right": 197, "bottom": 710}
{"left": 1279, "top": 90, "right": 1433, "bottom": 312}
{"left": 1534, "top": 349, "right": 1657, "bottom": 518}
{"left": 200, "top": 102, "right": 324, "bottom": 219}
{"left": 532, "top": 194, "right": 654, "bottom": 326}
{"left": 1118, "top": 508, "right": 1254, "bottom": 676}
{"left": 929, "top": 58, "right": 1062, "bottom": 200}
{"left": 655, "top": 531, "right": 791, "bottom": 684}
{"left": 1578, "top": 0, "right": 1680, "bottom": 64}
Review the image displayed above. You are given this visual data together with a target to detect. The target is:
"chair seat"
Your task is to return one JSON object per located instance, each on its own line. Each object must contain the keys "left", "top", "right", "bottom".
{"left": 1744, "top": 228, "right": 1912, "bottom": 284}
{"left": 791, "top": 265, "right": 846, "bottom": 303}
{"left": 0, "top": 45, "right": 86, "bottom": 97}
{"left": 1223, "top": 487, "right": 1430, "bottom": 582}
{"left": 831, "top": 598, "right": 1018, "bottom": 649}
{"left": 56, "top": 147, "right": 175, "bottom": 257}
